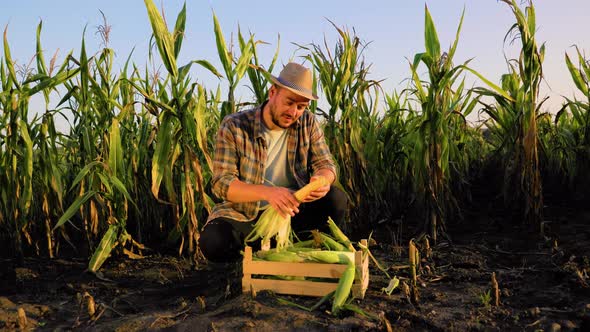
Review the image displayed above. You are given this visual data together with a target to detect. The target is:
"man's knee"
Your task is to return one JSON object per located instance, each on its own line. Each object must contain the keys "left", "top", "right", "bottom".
{"left": 325, "top": 186, "right": 348, "bottom": 222}
{"left": 327, "top": 186, "right": 347, "bottom": 210}
{"left": 200, "top": 220, "right": 240, "bottom": 262}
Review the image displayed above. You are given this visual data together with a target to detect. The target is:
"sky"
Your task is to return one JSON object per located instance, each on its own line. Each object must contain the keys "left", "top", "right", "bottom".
{"left": 1, "top": 0, "right": 589, "bottom": 127}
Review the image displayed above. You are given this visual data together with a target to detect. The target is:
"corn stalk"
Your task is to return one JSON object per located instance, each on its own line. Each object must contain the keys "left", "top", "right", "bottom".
{"left": 546, "top": 47, "right": 590, "bottom": 189}
{"left": 212, "top": 12, "right": 254, "bottom": 117}
{"left": 305, "top": 22, "right": 384, "bottom": 228}
{"left": 242, "top": 32, "right": 280, "bottom": 105}
{"left": 140, "top": 0, "right": 221, "bottom": 262}
{"left": 475, "top": 0, "right": 545, "bottom": 229}
{"left": 1, "top": 25, "right": 78, "bottom": 262}
{"left": 407, "top": 6, "right": 478, "bottom": 242}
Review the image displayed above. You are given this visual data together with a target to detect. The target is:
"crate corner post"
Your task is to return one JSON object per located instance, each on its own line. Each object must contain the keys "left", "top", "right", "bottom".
{"left": 242, "top": 246, "right": 255, "bottom": 297}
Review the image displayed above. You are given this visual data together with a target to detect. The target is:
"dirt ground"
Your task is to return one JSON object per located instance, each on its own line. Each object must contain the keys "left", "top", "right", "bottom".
{"left": 1, "top": 200, "right": 590, "bottom": 331}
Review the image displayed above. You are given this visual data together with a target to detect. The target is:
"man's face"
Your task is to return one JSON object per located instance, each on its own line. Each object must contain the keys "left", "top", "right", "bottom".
{"left": 266, "top": 86, "right": 310, "bottom": 129}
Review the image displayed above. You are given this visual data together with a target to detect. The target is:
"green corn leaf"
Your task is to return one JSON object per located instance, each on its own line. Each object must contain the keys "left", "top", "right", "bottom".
{"left": 88, "top": 224, "right": 120, "bottom": 272}
{"left": 234, "top": 37, "right": 253, "bottom": 82}
{"left": 448, "top": 7, "right": 465, "bottom": 63}
{"left": 27, "top": 67, "right": 80, "bottom": 96}
{"left": 565, "top": 52, "right": 588, "bottom": 96}
{"left": 35, "top": 21, "right": 47, "bottom": 76}
{"left": 17, "top": 119, "right": 33, "bottom": 212}
{"left": 3, "top": 26, "right": 20, "bottom": 90}
{"left": 424, "top": 5, "right": 440, "bottom": 59}
{"left": 79, "top": 28, "right": 89, "bottom": 102}
{"left": 173, "top": 2, "right": 186, "bottom": 59}
{"left": 212, "top": 11, "right": 232, "bottom": 79}
{"left": 195, "top": 59, "right": 224, "bottom": 78}
{"left": 56, "top": 85, "right": 79, "bottom": 107}
{"left": 151, "top": 114, "right": 175, "bottom": 198}
{"left": 463, "top": 66, "right": 515, "bottom": 102}
{"left": 108, "top": 118, "right": 122, "bottom": 177}
{"left": 97, "top": 172, "right": 113, "bottom": 195}
{"left": 381, "top": 276, "right": 400, "bottom": 296}
{"left": 53, "top": 190, "right": 98, "bottom": 230}
{"left": 144, "top": 0, "right": 178, "bottom": 77}
{"left": 525, "top": 4, "right": 536, "bottom": 37}
{"left": 577, "top": 47, "right": 590, "bottom": 86}
{"left": 69, "top": 161, "right": 103, "bottom": 191}
{"left": 110, "top": 175, "right": 137, "bottom": 209}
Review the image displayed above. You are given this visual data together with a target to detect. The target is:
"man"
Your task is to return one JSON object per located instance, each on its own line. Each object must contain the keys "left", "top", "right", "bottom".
{"left": 200, "top": 62, "right": 347, "bottom": 262}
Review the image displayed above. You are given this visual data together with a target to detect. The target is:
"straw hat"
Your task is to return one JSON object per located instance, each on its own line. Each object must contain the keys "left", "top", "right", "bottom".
{"left": 270, "top": 63, "right": 318, "bottom": 100}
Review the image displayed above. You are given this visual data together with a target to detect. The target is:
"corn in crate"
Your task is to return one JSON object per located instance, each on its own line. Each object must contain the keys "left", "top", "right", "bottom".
{"left": 241, "top": 177, "right": 370, "bottom": 312}
{"left": 242, "top": 239, "right": 369, "bottom": 298}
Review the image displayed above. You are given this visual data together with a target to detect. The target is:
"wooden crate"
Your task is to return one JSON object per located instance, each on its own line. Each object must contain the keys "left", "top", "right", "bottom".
{"left": 242, "top": 240, "right": 369, "bottom": 298}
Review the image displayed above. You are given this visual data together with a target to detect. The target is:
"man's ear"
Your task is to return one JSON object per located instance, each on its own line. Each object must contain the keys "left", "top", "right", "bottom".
{"left": 268, "top": 84, "right": 278, "bottom": 98}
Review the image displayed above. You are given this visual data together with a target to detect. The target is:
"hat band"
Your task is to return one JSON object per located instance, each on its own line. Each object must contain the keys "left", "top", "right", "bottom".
{"left": 276, "top": 76, "right": 313, "bottom": 97}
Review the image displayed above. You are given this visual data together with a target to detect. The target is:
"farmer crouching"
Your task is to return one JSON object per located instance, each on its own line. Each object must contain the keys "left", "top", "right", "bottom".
{"left": 199, "top": 62, "right": 347, "bottom": 262}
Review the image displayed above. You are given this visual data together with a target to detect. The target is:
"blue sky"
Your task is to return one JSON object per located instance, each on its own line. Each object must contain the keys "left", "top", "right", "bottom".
{"left": 2, "top": 1, "right": 589, "bottom": 125}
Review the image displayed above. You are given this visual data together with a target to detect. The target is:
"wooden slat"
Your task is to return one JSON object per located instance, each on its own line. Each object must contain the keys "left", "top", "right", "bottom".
{"left": 242, "top": 241, "right": 370, "bottom": 298}
{"left": 242, "top": 246, "right": 254, "bottom": 294}
{"left": 249, "top": 279, "right": 338, "bottom": 297}
{"left": 352, "top": 244, "right": 370, "bottom": 299}
{"left": 245, "top": 260, "right": 347, "bottom": 278}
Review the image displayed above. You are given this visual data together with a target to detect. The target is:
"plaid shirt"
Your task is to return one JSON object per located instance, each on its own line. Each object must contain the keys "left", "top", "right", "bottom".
{"left": 207, "top": 103, "right": 336, "bottom": 223}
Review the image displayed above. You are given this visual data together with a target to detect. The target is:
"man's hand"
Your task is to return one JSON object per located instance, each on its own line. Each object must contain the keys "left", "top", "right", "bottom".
{"left": 300, "top": 175, "right": 331, "bottom": 203}
{"left": 263, "top": 186, "right": 300, "bottom": 217}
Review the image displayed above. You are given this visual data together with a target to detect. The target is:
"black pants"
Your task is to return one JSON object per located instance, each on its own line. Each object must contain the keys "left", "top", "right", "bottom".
{"left": 200, "top": 186, "right": 347, "bottom": 262}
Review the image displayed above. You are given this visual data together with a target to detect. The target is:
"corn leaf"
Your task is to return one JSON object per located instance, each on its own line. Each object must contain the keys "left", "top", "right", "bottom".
{"left": 144, "top": 0, "right": 178, "bottom": 77}
{"left": 212, "top": 12, "right": 231, "bottom": 80}
{"left": 3, "top": 26, "right": 20, "bottom": 90}
{"left": 53, "top": 190, "right": 98, "bottom": 230}
{"left": 565, "top": 52, "right": 588, "bottom": 95}
{"left": 173, "top": 2, "right": 186, "bottom": 59}
{"left": 17, "top": 119, "right": 33, "bottom": 212}
{"left": 151, "top": 113, "right": 175, "bottom": 198}
{"left": 88, "top": 224, "right": 120, "bottom": 272}
{"left": 424, "top": 5, "right": 440, "bottom": 58}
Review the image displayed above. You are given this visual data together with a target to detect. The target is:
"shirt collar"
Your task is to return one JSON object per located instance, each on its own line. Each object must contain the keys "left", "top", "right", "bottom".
{"left": 254, "top": 102, "right": 267, "bottom": 139}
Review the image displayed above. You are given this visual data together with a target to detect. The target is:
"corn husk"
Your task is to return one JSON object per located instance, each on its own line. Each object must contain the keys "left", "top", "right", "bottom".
{"left": 246, "top": 176, "right": 329, "bottom": 249}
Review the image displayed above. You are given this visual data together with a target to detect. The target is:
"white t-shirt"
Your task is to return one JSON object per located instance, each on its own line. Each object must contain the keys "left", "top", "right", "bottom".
{"left": 260, "top": 123, "right": 297, "bottom": 206}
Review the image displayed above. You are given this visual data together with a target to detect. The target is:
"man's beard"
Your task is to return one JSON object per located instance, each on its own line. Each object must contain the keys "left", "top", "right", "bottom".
{"left": 270, "top": 103, "right": 293, "bottom": 129}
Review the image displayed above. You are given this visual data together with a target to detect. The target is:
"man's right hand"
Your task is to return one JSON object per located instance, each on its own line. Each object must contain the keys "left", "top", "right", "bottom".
{"left": 263, "top": 186, "right": 300, "bottom": 218}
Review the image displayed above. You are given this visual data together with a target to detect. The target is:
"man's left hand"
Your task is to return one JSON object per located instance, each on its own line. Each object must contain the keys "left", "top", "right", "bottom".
{"left": 300, "top": 175, "right": 331, "bottom": 203}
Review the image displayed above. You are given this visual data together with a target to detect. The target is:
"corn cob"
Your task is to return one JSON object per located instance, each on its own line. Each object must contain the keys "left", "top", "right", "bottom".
{"left": 291, "top": 239, "right": 316, "bottom": 247}
{"left": 255, "top": 250, "right": 306, "bottom": 263}
{"left": 326, "top": 217, "right": 355, "bottom": 252}
{"left": 298, "top": 250, "right": 354, "bottom": 264}
{"left": 294, "top": 176, "right": 329, "bottom": 202}
{"left": 332, "top": 260, "right": 355, "bottom": 314}
{"left": 245, "top": 177, "right": 329, "bottom": 249}
{"left": 285, "top": 246, "right": 316, "bottom": 252}
{"left": 312, "top": 230, "right": 348, "bottom": 251}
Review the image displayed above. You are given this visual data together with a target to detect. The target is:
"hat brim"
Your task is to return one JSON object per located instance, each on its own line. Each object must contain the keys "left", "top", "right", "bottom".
{"left": 271, "top": 75, "right": 318, "bottom": 101}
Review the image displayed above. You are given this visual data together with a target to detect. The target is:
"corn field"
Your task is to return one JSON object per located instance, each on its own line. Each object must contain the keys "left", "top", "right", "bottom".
{"left": 1, "top": 0, "right": 589, "bottom": 271}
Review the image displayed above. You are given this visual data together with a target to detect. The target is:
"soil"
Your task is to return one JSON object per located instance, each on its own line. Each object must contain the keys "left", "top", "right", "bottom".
{"left": 1, "top": 199, "right": 590, "bottom": 331}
